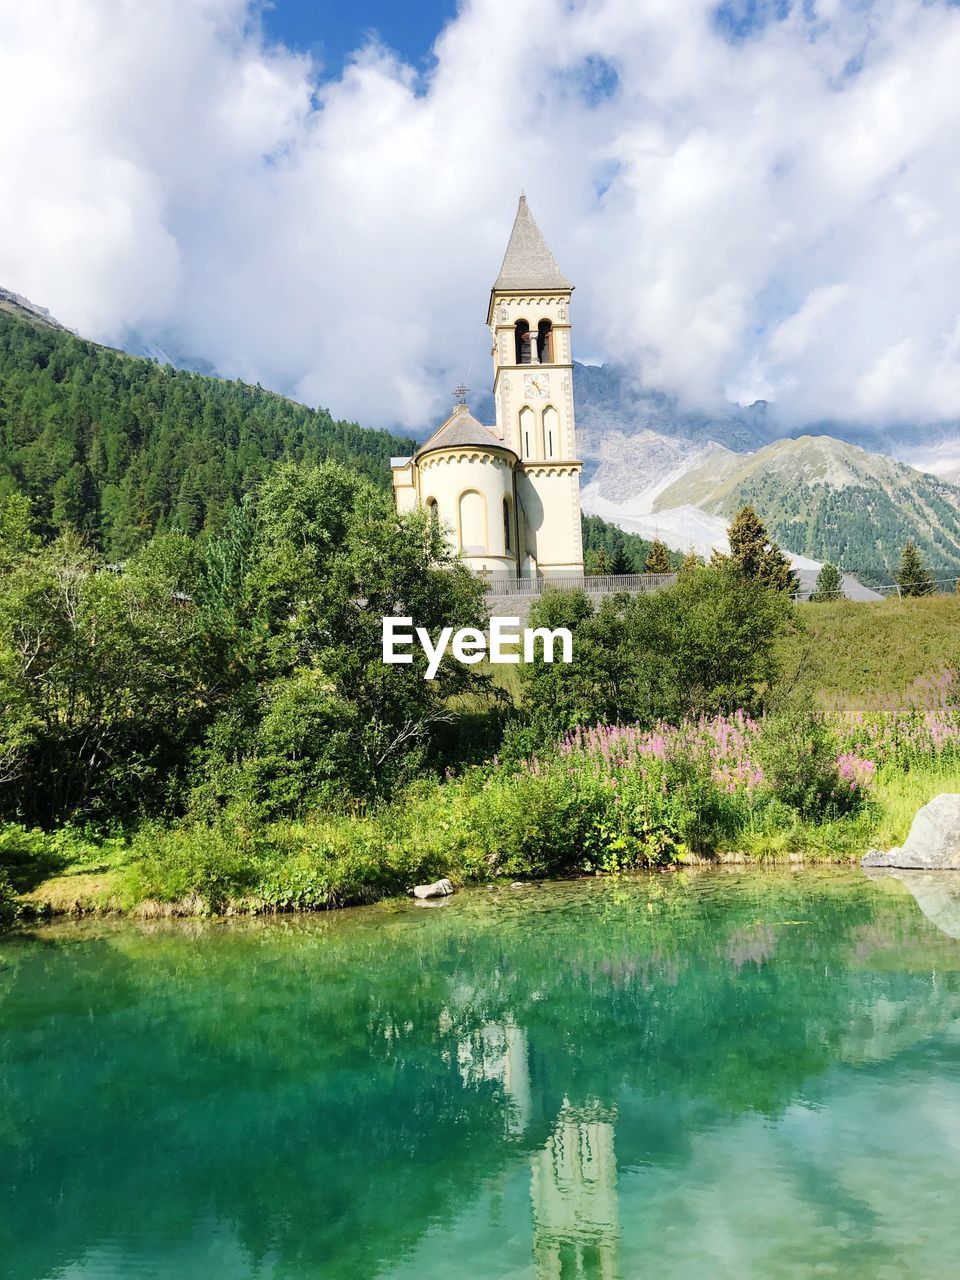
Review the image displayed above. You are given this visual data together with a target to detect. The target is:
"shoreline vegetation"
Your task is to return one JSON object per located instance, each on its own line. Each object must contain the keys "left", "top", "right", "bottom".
{"left": 8, "top": 680, "right": 960, "bottom": 925}
{"left": 2, "top": 360, "right": 960, "bottom": 927}
{"left": 9, "top": 752, "right": 960, "bottom": 926}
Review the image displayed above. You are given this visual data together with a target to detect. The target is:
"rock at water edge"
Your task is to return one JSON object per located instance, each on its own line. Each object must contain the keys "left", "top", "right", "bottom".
{"left": 411, "top": 878, "right": 455, "bottom": 899}
{"left": 862, "top": 794, "right": 960, "bottom": 869}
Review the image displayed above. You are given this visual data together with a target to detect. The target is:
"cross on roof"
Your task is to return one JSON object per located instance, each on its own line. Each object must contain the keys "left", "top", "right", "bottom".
{"left": 453, "top": 384, "right": 468, "bottom": 405}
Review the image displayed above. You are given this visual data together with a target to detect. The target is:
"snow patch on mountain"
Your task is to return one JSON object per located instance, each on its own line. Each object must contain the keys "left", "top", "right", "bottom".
{"left": 580, "top": 485, "right": 822, "bottom": 570}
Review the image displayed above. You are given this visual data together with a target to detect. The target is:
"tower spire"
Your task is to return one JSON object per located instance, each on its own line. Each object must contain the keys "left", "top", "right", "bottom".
{"left": 493, "top": 194, "right": 572, "bottom": 291}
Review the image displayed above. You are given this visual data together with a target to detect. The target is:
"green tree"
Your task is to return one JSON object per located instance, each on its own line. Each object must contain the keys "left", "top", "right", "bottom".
{"left": 811, "top": 562, "right": 842, "bottom": 603}
{"left": 896, "top": 540, "right": 934, "bottom": 597}
{"left": 0, "top": 309, "right": 416, "bottom": 555}
{"left": 518, "top": 563, "right": 794, "bottom": 741}
{"left": 726, "top": 505, "right": 799, "bottom": 594}
{"left": 632, "top": 561, "right": 794, "bottom": 719}
{"left": 0, "top": 493, "right": 40, "bottom": 570}
{"left": 127, "top": 531, "right": 203, "bottom": 596}
{"left": 644, "top": 539, "right": 672, "bottom": 574}
{"left": 515, "top": 589, "right": 654, "bottom": 742}
{"left": 193, "top": 461, "right": 490, "bottom": 807}
{"left": 580, "top": 513, "right": 664, "bottom": 574}
{"left": 608, "top": 544, "right": 630, "bottom": 575}
{"left": 0, "top": 531, "right": 211, "bottom": 823}
{"left": 585, "top": 545, "right": 611, "bottom": 575}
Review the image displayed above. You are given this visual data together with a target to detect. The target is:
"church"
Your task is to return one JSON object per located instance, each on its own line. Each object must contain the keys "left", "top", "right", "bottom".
{"left": 391, "top": 195, "right": 584, "bottom": 581}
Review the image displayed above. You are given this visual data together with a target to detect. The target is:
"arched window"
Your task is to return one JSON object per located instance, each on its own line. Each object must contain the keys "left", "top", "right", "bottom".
{"left": 519, "top": 405, "right": 534, "bottom": 459}
{"left": 458, "top": 489, "right": 487, "bottom": 553}
{"left": 537, "top": 319, "right": 553, "bottom": 363}
{"left": 515, "top": 320, "right": 531, "bottom": 365}
{"left": 543, "top": 405, "right": 558, "bottom": 459}
{"left": 426, "top": 497, "right": 439, "bottom": 523}
{"left": 503, "top": 498, "right": 511, "bottom": 552}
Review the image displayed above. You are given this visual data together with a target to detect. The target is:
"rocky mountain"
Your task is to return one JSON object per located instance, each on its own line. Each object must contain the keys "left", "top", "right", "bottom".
{"left": 563, "top": 364, "right": 960, "bottom": 585}
{"left": 648, "top": 435, "right": 960, "bottom": 584}
{"left": 0, "top": 286, "right": 69, "bottom": 332}
{"left": 569, "top": 361, "right": 960, "bottom": 476}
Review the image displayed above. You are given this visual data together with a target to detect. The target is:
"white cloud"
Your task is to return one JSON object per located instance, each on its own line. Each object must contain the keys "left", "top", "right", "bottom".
{"left": 1, "top": 0, "right": 960, "bottom": 429}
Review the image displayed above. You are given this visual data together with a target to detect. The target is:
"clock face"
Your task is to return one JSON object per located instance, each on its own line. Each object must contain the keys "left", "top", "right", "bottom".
{"left": 524, "top": 372, "right": 550, "bottom": 399}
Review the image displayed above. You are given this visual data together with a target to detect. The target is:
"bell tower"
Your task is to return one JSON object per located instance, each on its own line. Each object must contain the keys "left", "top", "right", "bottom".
{"left": 487, "top": 195, "right": 583, "bottom": 577}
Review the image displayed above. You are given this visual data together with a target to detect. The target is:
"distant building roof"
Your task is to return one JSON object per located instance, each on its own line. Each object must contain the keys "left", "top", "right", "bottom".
{"left": 493, "top": 194, "right": 572, "bottom": 292}
{"left": 414, "top": 405, "right": 517, "bottom": 461}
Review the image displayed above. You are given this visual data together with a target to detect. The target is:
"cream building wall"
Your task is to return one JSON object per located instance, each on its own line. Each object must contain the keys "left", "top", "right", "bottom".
{"left": 422, "top": 444, "right": 517, "bottom": 576}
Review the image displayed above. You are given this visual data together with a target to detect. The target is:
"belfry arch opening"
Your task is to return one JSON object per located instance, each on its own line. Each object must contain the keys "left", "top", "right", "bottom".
{"left": 515, "top": 320, "right": 532, "bottom": 364}
{"left": 537, "top": 320, "right": 553, "bottom": 363}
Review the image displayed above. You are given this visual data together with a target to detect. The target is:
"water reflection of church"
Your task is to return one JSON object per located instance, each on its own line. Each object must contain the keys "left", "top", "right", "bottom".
{"left": 454, "top": 1018, "right": 619, "bottom": 1278}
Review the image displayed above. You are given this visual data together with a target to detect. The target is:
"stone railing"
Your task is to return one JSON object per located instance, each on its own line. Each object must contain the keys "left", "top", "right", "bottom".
{"left": 482, "top": 572, "right": 677, "bottom": 598}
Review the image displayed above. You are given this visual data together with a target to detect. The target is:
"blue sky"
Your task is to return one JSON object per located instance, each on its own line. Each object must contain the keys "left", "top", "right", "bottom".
{"left": 260, "top": 0, "right": 460, "bottom": 73}
{"left": 4, "top": 0, "right": 960, "bottom": 431}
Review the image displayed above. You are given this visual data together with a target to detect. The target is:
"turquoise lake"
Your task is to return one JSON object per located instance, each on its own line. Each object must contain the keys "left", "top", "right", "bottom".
{"left": 3, "top": 868, "right": 960, "bottom": 1278}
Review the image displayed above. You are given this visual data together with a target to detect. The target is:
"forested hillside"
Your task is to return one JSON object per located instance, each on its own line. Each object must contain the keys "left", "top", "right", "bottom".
{"left": 580, "top": 513, "right": 681, "bottom": 573}
{"left": 0, "top": 307, "right": 656, "bottom": 566}
{"left": 0, "top": 311, "right": 415, "bottom": 557}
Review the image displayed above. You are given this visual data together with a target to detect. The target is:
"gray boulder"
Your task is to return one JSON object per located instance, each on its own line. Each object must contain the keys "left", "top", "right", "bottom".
{"left": 862, "top": 794, "right": 960, "bottom": 869}
{"left": 411, "top": 878, "right": 454, "bottom": 899}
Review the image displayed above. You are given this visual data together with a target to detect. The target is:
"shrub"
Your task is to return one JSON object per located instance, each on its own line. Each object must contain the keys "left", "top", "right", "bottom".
{"left": 0, "top": 868, "right": 19, "bottom": 926}
{"left": 518, "top": 566, "right": 795, "bottom": 748}
{"left": 127, "top": 811, "right": 273, "bottom": 910}
{"left": 758, "top": 702, "right": 864, "bottom": 820}
{"left": 467, "top": 767, "right": 610, "bottom": 878}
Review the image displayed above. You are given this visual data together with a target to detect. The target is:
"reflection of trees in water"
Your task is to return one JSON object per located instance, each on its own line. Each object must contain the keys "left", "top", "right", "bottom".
{"left": 4, "top": 873, "right": 960, "bottom": 1280}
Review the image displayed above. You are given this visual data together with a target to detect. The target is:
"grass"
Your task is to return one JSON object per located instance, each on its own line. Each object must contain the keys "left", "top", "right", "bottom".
{"left": 867, "top": 761, "right": 960, "bottom": 849}
{"left": 781, "top": 595, "right": 960, "bottom": 708}
{"left": 737, "top": 763, "right": 960, "bottom": 862}
{"left": 2, "top": 829, "right": 131, "bottom": 920}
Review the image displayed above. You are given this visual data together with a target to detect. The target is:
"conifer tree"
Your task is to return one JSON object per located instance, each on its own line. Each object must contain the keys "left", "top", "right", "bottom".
{"left": 644, "top": 539, "right": 672, "bottom": 574}
{"left": 586, "top": 545, "right": 611, "bottom": 575}
{"left": 896, "top": 540, "right": 934, "bottom": 597}
{"left": 680, "top": 548, "right": 704, "bottom": 575}
{"left": 608, "top": 544, "right": 630, "bottom": 575}
{"left": 727, "top": 505, "right": 799, "bottom": 594}
{"left": 811, "top": 562, "right": 842, "bottom": 602}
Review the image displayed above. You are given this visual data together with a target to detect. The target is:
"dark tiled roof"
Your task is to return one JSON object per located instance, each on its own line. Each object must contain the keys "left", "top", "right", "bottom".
{"left": 414, "top": 407, "right": 517, "bottom": 461}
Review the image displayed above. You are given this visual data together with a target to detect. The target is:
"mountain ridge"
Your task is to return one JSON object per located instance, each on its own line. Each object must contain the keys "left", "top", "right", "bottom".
{"left": 651, "top": 434, "right": 960, "bottom": 582}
